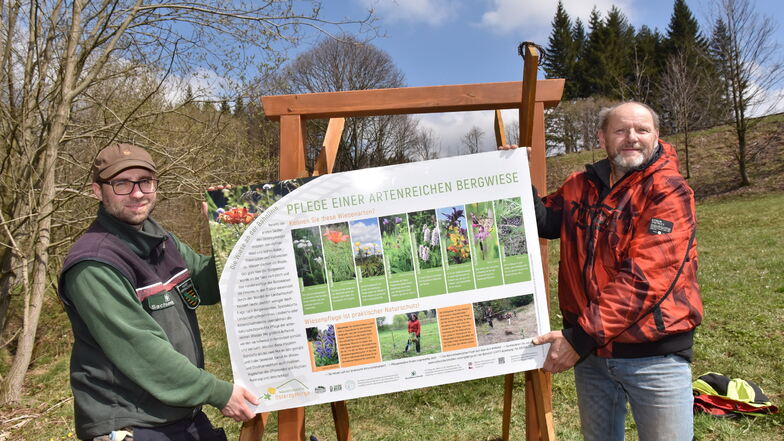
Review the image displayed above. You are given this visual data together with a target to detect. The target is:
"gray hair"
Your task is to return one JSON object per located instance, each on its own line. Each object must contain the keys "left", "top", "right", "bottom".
{"left": 598, "top": 101, "right": 660, "bottom": 133}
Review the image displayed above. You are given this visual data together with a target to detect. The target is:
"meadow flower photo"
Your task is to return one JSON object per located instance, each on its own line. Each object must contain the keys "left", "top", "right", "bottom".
{"left": 306, "top": 325, "right": 339, "bottom": 368}
{"left": 349, "top": 218, "right": 385, "bottom": 279}
{"left": 379, "top": 214, "right": 414, "bottom": 274}
{"left": 465, "top": 201, "right": 500, "bottom": 262}
{"left": 320, "top": 222, "right": 356, "bottom": 283}
{"left": 291, "top": 226, "right": 327, "bottom": 287}
{"left": 436, "top": 205, "right": 472, "bottom": 265}
{"left": 407, "top": 210, "right": 443, "bottom": 270}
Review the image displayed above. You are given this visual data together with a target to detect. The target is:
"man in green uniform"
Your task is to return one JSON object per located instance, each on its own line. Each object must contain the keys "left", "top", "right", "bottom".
{"left": 59, "top": 143, "right": 257, "bottom": 441}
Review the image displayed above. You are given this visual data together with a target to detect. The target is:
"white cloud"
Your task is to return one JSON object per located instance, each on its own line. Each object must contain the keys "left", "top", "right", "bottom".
{"left": 162, "top": 68, "right": 236, "bottom": 105}
{"left": 479, "top": 0, "right": 632, "bottom": 40}
{"left": 417, "top": 109, "right": 518, "bottom": 157}
{"left": 349, "top": 219, "right": 382, "bottom": 245}
{"left": 359, "top": 0, "right": 456, "bottom": 25}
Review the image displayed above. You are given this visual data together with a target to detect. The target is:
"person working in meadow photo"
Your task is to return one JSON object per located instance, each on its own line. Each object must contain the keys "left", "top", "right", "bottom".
{"left": 404, "top": 313, "right": 421, "bottom": 353}
{"left": 58, "top": 143, "right": 257, "bottom": 441}
{"left": 501, "top": 102, "right": 703, "bottom": 441}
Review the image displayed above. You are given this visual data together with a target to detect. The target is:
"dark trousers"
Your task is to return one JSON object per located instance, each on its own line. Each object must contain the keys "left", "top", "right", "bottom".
{"left": 89, "top": 411, "right": 227, "bottom": 441}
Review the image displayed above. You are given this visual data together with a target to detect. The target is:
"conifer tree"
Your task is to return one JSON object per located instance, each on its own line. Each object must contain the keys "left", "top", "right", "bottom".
{"left": 543, "top": 1, "right": 579, "bottom": 98}
{"left": 664, "top": 0, "right": 708, "bottom": 57}
{"left": 578, "top": 7, "right": 606, "bottom": 97}
{"left": 621, "top": 25, "right": 662, "bottom": 102}
{"left": 571, "top": 18, "right": 587, "bottom": 97}
{"left": 580, "top": 7, "right": 633, "bottom": 98}
{"left": 602, "top": 6, "right": 635, "bottom": 97}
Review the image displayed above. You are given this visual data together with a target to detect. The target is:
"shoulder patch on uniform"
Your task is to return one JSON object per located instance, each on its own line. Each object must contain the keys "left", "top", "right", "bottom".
{"left": 648, "top": 218, "right": 673, "bottom": 235}
{"left": 146, "top": 291, "right": 176, "bottom": 311}
{"left": 176, "top": 278, "right": 201, "bottom": 309}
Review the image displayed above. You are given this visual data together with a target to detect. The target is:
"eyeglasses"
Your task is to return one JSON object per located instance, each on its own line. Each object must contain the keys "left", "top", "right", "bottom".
{"left": 100, "top": 178, "right": 158, "bottom": 195}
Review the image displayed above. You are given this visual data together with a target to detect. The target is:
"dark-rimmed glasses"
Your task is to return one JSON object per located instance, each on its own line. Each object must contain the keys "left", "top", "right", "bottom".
{"left": 100, "top": 178, "right": 158, "bottom": 195}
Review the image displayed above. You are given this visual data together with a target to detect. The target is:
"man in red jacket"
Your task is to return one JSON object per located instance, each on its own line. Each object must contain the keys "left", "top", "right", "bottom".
{"left": 504, "top": 102, "right": 703, "bottom": 441}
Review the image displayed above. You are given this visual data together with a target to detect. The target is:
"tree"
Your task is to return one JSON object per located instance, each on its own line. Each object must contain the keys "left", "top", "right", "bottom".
{"left": 411, "top": 128, "right": 441, "bottom": 161}
{"left": 0, "top": 0, "right": 371, "bottom": 404}
{"left": 658, "top": 51, "right": 723, "bottom": 178}
{"left": 615, "top": 25, "right": 662, "bottom": 103}
{"left": 546, "top": 97, "right": 617, "bottom": 157}
{"left": 603, "top": 7, "right": 636, "bottom": 98}
{"left": 543, "top": 1, "right": 579, "bottom": 99}
{"left": 576, "top": 7, "right": 606, "bottom": 97}
{"left": 461, "top": 126, "right": 485, "bottom": 154}
{"left": 270, "top": 35, "right": 422, "bottom": 171}
{"left": 664, "top": 0, "right": 708, "bottom": 57}
{"left": 709, "top": 0, "right": 784, "bottom": 186}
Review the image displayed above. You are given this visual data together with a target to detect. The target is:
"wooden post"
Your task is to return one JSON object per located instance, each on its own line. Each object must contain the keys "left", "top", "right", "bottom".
{"left": 312, "top": 118, "right": 345, "bottom": 176}
{"left": 520, "top": 43, "right": 555, "bottom": 441}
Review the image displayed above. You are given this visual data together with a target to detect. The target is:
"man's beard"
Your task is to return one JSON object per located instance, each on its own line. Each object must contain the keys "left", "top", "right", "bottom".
{"left": 612, "top": 145, "right": 649, "bottom": 174}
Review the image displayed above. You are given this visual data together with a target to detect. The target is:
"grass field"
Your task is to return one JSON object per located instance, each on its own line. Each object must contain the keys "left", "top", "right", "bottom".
{"left": 9, "top": 192, "right": 782, "bottom": 441}
{"left": 4, "top": 117, "right": 784, "bottom": 440}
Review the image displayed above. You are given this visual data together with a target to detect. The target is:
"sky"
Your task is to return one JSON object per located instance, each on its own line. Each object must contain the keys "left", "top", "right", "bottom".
{"left": 285, "top": 0, "right": 784, "bottom": 156}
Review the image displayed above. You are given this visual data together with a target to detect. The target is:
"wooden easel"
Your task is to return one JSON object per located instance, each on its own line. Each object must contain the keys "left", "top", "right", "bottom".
{"left": 243, "top": 45, "right": 562, "bottom": 441}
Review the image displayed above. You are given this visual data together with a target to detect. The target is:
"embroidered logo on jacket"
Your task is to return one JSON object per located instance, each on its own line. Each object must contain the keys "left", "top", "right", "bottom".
{"left": 147, "top": 292, "right": 176, "bottom": 310}
{"left": 648, "top": 218, "right": 674, "bottom": 235}
{"left": 176, "top": 278, "right": 201, "bottom": 309}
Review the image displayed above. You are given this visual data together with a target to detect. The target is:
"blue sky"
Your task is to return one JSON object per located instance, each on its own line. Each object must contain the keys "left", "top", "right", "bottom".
{"left": 287, "top": 0, "right": 784, "bottom": 155}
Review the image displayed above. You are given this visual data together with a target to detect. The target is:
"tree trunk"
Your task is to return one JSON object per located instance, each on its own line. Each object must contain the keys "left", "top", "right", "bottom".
{"left": 738, "top": 134, "right": 749, "bottom": 186}
{"left": 0, "top": 124, "right": 62, "bottom": 403}
{"left": 0, "top": 250, "right": 15, "bottom": 334}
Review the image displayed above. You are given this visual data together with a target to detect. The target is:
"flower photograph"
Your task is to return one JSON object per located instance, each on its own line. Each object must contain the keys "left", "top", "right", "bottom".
{"left": 349, "top": 218, "right": 385, "bottom": 279}
{"left": 306, "top": 324, "right": 339, "bottom": 368}
{"left": 291, "top": 226, "right": 327, "bottom": 287}
{"left": 465, "top": 201, "right": 500, "bottom": 262}
{"left": 320, "top": 222, "right": 356, "bottom": 283}
{"left": 407, "top": 209, "right": 443, "bottom": 270}
{"left": 436, "top": 205, "right": 472, "bottom": 265}
{"left": 379, "top": 214, "right": 414, "bottom": 274}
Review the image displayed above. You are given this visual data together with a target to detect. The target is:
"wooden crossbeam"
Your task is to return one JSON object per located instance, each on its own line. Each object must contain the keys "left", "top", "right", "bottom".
{"left": 262, "top": 80, "right": 564, "bottom": 120}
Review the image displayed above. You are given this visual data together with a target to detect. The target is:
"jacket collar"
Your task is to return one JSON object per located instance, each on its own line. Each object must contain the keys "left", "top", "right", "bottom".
{"left": 96, "top": 204, "right": 167, "bottom": 259}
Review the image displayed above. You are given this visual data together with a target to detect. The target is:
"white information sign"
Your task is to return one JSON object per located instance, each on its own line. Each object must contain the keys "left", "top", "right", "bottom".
{"left": 206, "top": 149, "right": 550, "bottom": 413}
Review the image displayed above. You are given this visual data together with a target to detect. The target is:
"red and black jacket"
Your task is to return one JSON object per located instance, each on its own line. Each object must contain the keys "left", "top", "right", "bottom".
{"left": 536, "top": 141, "right": 703, "bottom": 359}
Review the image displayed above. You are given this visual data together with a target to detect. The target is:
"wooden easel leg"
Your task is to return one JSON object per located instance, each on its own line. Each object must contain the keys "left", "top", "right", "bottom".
{"left": 502, "top": 373, "right": 515, "bottom": 441}
{"left": 331, "top": 400, "right": 352, "bottom": 441}
{"left": 525, "top": 370, "right": 555, "bottom": 441}
{"left": 239, "top": 412, "right": 269, "bottom": 441}
{"left": 277, "top": 407, "right": 305, "bottom": 441}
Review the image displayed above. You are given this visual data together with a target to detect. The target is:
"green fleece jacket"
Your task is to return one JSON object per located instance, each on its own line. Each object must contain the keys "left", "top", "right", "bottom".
{"left": 61, "top": 207, "right": 232, "bottom": 438}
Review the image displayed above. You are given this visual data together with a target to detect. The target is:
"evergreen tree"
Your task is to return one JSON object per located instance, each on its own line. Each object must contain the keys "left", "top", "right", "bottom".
{"left": 602, "top": 6, "right": 635, "bottom": 97}
{"left": 664, "top": 0, "right": 708, "bottom": 57}
{"left": 543, "top": 1, "right": 579, "bottom": 98}
{"left": 580, "top": 6, "right": 634, "bottom": 98}
{"left": 623, "top": 25, "right": 662, "bottom": 102}
{"left": 571, "top": 18, "right": 587, "bottom": 97}
{"left": 578, "top": 7, "right": 606, "bottom": 97}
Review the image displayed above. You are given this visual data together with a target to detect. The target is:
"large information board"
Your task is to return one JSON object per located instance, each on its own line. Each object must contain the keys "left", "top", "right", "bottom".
{"left": 206, "top": 149, "right": 550, "bottom": 413}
